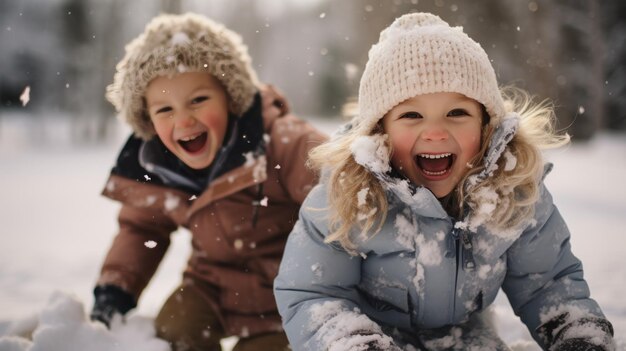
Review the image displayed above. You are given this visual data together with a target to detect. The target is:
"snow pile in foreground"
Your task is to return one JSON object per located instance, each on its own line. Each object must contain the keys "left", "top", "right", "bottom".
{"left": 0, "top": 291, "right": 623, "bottom": 350}
{"left": 0, "top": 291, "right": 170, "bottom": 351}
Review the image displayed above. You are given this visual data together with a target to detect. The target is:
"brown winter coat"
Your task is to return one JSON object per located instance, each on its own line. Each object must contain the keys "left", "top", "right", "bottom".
{"left": 97, "top": 106, "right": 327, "bottom": 337}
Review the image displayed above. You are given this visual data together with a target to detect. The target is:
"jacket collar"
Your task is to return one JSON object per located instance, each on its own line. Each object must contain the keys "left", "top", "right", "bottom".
{"left": 188, "top": 154, "right": 267, "bottom": 217}
{"left": 103, "top": 153, "right": 268, "bottom": 224}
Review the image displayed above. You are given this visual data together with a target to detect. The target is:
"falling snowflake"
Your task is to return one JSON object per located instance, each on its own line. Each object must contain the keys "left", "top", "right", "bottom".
{"left": 19, "top": 86, "right": 30, "bottom": 106}
{"left": 260, "top": 196, "right": 268, "bottom": 207}
{"left": 345, "top": 63, "right": 359, "bottom": 81}
{"left": 234, "top": 239, "right": 244, "bottom": 250}
{"left": 164, "top": 193, "right": 180, "bottom": 211}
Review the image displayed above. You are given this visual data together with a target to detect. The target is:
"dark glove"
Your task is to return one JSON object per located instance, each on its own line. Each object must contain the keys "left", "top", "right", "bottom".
{"left": 90, "top": 285, "right": 136, "bottom": 328}
{"left": 537, "top": 312, "right": 614, "bottom": 351}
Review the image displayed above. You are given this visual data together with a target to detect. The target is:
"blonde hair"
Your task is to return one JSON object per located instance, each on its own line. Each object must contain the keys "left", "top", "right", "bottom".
{"left": 309, "top": 87, "right": 570, "bottom": 252}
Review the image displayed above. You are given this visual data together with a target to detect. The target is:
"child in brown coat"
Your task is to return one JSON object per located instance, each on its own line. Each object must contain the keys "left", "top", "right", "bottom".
{"left": 91, "top": 13, "right": 327, "bottom": 351}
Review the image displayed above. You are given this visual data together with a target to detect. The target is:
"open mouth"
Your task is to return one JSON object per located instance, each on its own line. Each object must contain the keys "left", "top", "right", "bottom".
{"left": 178, "top": 132, "right": 207, "bottom": 153}
{"left": 415, "top": 153, "right": 454, "bottom": 177}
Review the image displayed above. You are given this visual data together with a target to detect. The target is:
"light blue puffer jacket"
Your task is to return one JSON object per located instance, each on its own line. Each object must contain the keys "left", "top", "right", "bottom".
{"left": 274, "top": 117, "right": 607, "bottom": 350}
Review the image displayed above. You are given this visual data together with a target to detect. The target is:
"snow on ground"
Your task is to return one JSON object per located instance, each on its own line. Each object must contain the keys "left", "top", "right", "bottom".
{"left": 0, "top": 114, "right": 624, "bottom": 350}
{"left": 0, "top": 292, "right": 170, "bottom": 351}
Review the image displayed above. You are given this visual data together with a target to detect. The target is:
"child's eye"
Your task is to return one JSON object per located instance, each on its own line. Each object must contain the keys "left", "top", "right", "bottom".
{"left": 399, "top": 111, "right": 422, "bottom": 119}
{"left": 191, "top": 96, "right": 209, "bottom": 104}
{"left": 447, "top": 109, "right": 469, "bottom": 117}
{"left": 155, "top": 106, "right": 172, "bottom": 114}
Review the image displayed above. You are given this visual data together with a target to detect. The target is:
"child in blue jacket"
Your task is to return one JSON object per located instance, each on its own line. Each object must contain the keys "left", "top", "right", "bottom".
{"left": 274, "top": 12, "right": 614, "bottom": 351}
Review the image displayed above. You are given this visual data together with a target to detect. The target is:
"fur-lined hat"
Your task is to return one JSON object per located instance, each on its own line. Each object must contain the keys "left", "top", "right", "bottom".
{"left": 356, "top": 12, "right": 506, "bottom": 134}
{"left": 106, "top": 12, "right": 259, "bottom": 140}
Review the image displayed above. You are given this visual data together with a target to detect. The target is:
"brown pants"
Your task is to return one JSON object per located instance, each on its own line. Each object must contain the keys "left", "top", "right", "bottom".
{"left": 154, "top": 284, "right": 290, "bottom": 351}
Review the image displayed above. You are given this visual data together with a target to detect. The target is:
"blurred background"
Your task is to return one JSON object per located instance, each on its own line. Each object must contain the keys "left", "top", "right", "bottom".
{"left": 0, "top": 0, "right": 624, "bottom": 145}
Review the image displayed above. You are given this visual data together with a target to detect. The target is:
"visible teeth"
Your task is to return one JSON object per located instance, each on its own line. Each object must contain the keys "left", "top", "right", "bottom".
{"left": 423, "top": 169, "right": 447, "bottom": 176}
{"left": 418, "top": 153, "right": 452, "bottom": 159}
{"left": 180, "top": 134, "right": 200, "bottom": 142}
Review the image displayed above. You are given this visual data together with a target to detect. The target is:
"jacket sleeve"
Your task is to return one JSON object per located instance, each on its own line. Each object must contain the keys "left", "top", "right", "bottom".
{"left": 501, "top": 182, "right": 611, "bottom": 349}
{"left": 97, "top": 204, "right": 178, "bottom": 299}
{"left": 274, "top": 186, "right": 400, "bottom": 351}
{"left": 268, "top": 114, "right": 328, "bottom": 204}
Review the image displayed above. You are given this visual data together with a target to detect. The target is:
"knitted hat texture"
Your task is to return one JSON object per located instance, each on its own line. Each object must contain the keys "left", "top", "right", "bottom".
{"left": 356, "top": 12, "right": 506, "bottom": 134}
{"left": 106, "top": 13, "right": 259, "bottom": 140}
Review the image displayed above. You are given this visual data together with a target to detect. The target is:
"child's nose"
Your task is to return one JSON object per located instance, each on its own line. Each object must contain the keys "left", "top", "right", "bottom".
{"left": 175, "top": 112, "right": 197, "bottom": 128}
{"left": 421, "top": 124, "right": 448, "bottom": 141}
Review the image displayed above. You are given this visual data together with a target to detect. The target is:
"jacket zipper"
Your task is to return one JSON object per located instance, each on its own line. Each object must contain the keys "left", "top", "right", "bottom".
{"left": 450, "top": 227, "right": 476, "bottom": 323}
{"left": 450, "top": 228, "right": 460, "bottom": 322}
{"left": 460, "top": 230, "right": 476, "bottom": 271}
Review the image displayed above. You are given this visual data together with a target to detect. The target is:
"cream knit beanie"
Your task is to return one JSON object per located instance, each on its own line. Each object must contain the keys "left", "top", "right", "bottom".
{"left": 356, "top": 12, "right": 506, "bottom": 134}
{"left": 106, "top": 13, "right": 259, "bottom": 140}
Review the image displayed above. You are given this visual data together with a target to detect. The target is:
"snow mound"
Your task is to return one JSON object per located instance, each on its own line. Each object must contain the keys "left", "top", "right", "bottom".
{"left": 0, "top": 291, "right": 170, "bottom": 351}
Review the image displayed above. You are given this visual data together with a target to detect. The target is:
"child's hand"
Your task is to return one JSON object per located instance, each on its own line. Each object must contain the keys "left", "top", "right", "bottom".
{"left": 90, "top": 285, "right": 136, "bottom": 328}
{"left": 260, "top": 84, "right": 289, "bottom": 119}
{"left": 538, "top": 312, "right": 614, "bottom": 351}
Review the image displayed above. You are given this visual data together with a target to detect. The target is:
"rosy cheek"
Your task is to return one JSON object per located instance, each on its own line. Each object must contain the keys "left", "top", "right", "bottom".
{"left": 458, "top": 128, "right": 481, "bottom": 153}
{"left": 387, "top": 133, "right": 413, "bottom": 171}
{"left": 201, "top": 112, "right": 227, "bottom": 130}
{"left": 389, "top": 130, "right": 415, "bottom": 153}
